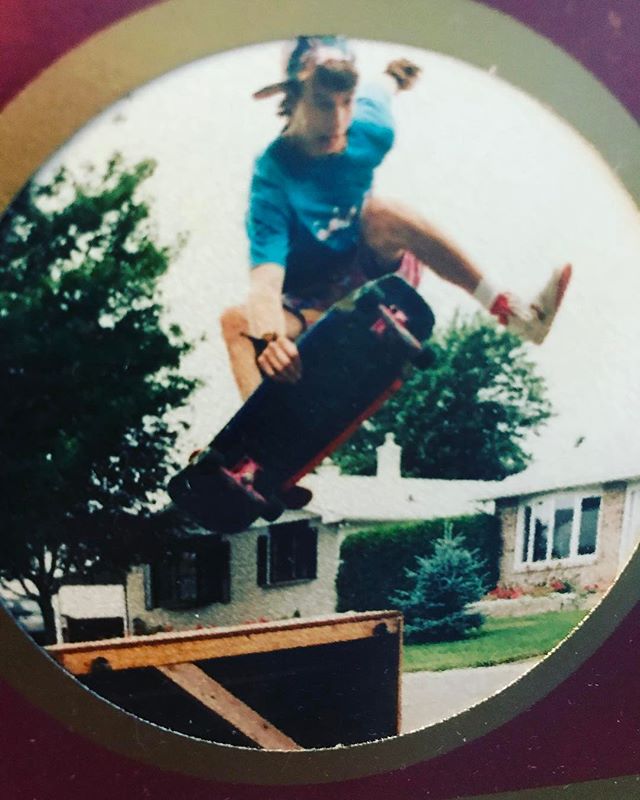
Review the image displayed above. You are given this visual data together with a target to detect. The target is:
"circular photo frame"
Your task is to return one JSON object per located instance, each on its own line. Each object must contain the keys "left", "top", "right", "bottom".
{"left": 1, "top": 1, "right": 639, "bottom": 797}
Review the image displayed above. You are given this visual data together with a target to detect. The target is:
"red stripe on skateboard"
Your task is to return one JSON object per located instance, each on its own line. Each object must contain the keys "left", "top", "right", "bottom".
{"left": 285, "top": 378, "right": 404, "bottom": 489}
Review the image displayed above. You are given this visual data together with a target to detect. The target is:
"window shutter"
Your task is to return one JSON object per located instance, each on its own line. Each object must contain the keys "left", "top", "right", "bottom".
{"left": 220, "top": 539, "right": 231, "bottom": 603}
{"left": 257, "top": 534, "right": 269, "bottom": 586}
{"left": 151, "top": 559, "right": 171, "bottom": 608}
{"left": 196, "top": 545, "right": 215, "bottom": 605}
{"left": 521, "top": 506, "right": 532, "bottom": 562}
{"left": 144, "top": 564, "right": 157, "bottom": 610}
{"left": 196, "top": 539, "right": 232, "bottom": 604}
{"left": 306, "top": 526, "right": 318, "bottom": 580}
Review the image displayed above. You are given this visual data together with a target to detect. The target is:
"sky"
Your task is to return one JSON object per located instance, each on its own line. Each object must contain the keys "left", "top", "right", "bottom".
{"left": 38, "top": 39, "right": 640, "bottom": 478}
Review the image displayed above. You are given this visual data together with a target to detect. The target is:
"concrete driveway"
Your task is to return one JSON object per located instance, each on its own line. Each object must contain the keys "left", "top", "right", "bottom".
{"left": 401, "top": 658, "right": 541, "bottom": 733}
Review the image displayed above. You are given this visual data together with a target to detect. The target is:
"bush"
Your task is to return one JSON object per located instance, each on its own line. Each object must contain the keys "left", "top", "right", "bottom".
{"left": 389, "top": 530, "right": 488, "bottom": 642}
{"left": 336, "top": 513, "right": 500, "bottom": 613}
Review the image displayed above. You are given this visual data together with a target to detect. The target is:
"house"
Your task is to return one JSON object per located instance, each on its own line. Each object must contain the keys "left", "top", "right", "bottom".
{"left": 486, "top": 438, "right": 640, "bottom": 592}
{"left": 33, "top": 435, "right": 640, "bottom": 642}
{"left": 0, "top": 508, "right": 342, "bottom": 645}
{"left": 45, "top": 435, "right": 492, "bottom": 641}
{"left": 125, "top": 507, "right": 341, "bottom": 634}
{"left": 54, "top": 584, "right": 129, "bottom": 642}
{"left": 126, "top": 434, "right": 491, "bottom": 635}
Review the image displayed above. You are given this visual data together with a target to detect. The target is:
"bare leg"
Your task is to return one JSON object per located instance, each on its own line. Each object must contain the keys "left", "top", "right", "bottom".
{"left": 220, "top": 305, "right": 316, "bottom": 401}
{"left": 361, "top": 197, "right": 483, "bottom": 294}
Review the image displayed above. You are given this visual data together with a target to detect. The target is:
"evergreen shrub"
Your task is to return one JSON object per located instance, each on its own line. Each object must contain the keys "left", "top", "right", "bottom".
{"left": 336, "top": 513, "right": 499, "bottom": 613}
{"left": 389, "top": 530, "right": 488, "bottom": 642}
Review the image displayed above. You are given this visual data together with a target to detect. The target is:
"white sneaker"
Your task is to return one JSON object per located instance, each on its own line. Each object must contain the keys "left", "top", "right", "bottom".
{"left": 491, "top": 264, "right": 572, "bottom": 345}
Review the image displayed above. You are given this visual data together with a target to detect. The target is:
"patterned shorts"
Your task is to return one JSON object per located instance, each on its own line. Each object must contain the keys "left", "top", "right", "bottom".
{"left": 282, "top": 248, "right": 422, "bottom": 327}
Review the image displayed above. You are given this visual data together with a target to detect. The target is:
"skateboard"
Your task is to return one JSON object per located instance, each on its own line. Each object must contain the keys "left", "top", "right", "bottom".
{"left": 168, "top": 274, "right": 435, "bottom": 533}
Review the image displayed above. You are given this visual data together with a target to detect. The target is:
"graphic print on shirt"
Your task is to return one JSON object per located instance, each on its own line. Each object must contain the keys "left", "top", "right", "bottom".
{"left": 313, "top": 205, "right": 359, "bottom": 242}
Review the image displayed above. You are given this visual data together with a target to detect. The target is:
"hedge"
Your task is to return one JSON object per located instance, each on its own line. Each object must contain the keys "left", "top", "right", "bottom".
{"left": 335, "top": 514, "right": 501, "bottom": 613}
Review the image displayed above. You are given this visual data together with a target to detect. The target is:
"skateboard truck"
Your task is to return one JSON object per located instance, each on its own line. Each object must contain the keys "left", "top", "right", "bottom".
{"left": 372, "top": 304, "right": 422, "bottom": 351}
{"left": 221, "top": 457, "right": 268, "bottom": 505}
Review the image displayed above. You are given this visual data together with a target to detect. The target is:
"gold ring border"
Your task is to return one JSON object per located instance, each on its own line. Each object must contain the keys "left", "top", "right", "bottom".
{"left": 451, "top": 773, "right": 640, "bottom": 800}
{"left": 1, "top": 0, "right": 639, "bottom": 788}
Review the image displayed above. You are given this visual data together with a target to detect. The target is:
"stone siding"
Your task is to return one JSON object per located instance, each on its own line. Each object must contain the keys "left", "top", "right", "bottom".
{"left": 472, "top": 591, "right": 602, "bottom": 619}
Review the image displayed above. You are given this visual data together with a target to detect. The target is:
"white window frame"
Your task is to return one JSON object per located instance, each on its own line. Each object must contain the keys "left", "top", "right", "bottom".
{"left": 620, "top": 481, "right": 640, "bottom": 569}
{"left": 515, "top": 490, "right": 601, "bottom": 571}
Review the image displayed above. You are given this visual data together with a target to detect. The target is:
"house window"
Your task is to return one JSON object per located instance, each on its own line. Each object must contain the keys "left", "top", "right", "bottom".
{"left": 519, "top": 493, "right": 600, "bottom": 566}
{"left": 257, "top": 520, "right": 318, "bottom": 586}
{"left": 149, "top": 538, "right": 231, "bottom": 609}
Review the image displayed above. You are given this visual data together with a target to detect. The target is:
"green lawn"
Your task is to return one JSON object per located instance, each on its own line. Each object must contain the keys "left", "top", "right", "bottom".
{"left": 402, "top": 609, "right": 587, "bottom": 672}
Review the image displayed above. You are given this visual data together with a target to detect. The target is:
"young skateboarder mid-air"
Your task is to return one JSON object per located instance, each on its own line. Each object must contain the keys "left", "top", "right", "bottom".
{"left": 171, "top": 36, "right": 572, "bottom": 530}
{"left": 220, "top": 36, "right": 572, "bottom": 401}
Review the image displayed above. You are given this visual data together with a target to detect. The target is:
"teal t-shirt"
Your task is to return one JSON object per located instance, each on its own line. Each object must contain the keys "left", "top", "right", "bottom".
{"left": 246, "top": 82, "right": 395, "bottom": 294}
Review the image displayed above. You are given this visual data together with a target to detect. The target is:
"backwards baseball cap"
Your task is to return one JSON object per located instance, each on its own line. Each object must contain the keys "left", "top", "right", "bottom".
{"left": 253, "top": 35, "right": 356, "bottom": 99}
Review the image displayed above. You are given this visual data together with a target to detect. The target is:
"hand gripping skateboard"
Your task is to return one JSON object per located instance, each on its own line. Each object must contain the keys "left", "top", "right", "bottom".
{"left": 168, "top": 274, "right": 435, "bottom": 533}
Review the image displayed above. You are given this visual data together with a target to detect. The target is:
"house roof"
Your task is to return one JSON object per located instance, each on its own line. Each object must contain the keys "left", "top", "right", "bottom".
{"left": 57, "top": 584, "right": 126, "bottom": 620}
{"left": 248, "top": 508, "right": 322, "bottom": 530}
{"left": 299, "top": 432, "right": 640, "bottom": 521}
{"left": 301, "top": 460, "right": 497, "bottom": 525}
{"left": 478, "top": 436, "right": 640, "bottom": 501}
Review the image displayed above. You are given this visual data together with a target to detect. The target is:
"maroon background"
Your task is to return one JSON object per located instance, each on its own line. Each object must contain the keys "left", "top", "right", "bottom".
{"left": 1, "top": 0, "right": 639, "bottom": 120}
{"left": 1, "top": 1, "right": 639, "bottom": 798}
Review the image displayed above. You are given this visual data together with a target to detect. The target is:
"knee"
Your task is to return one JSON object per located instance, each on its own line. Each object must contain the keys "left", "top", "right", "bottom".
{"left": 360, "top": 197, "right": 406, "bottom": 251}
{"left": 219, "top": 305, "right": 248, "bottom": 344}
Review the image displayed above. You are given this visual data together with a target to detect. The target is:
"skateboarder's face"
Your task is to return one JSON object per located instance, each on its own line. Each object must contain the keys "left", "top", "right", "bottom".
{"left": 290, "top": 82, "right": 355, "bottom": 156}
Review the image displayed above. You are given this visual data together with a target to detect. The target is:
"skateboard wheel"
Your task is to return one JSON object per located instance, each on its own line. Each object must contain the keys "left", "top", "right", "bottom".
{"left": 412, "top": 345, "right": 436, "bottom": 369}
{"left": 262, "top": 496, "right": 285, "bottom": 522}
{"left": 281, "top": 485, "right": 314, "bottom": 510}
{"left": 167, "top": 474, "right": 186, "bottom": 505}
{"left": 192, "top": 448, "right": 225, "bottom": 474}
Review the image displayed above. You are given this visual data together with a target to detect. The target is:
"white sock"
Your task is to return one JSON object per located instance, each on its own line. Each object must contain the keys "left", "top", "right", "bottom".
{"left": 472, "top": 277, "right": 500, "bottom": 310}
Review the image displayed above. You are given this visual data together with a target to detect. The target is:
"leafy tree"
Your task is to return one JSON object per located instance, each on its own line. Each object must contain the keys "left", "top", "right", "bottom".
{"left": 0, "top": 156, "right": 196, "bottom": 642}
{"left": 333, "top": 314, "right": 552, "bottom": 479}
{"left": 389, "top": 528, "right": 488, "bottom": 642}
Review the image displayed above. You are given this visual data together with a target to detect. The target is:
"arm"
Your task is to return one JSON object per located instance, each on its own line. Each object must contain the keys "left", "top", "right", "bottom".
{"left": 357, "top": 58, "right": 420, "bottom": 128}
{"left": 247, "top": 262, "right": 287, "bottom": 338}
{"left": 247, "top": 263, "right": 302, "bottom": 383}
{"left": 245, "top": 153, "right": 303, "bottom": 381}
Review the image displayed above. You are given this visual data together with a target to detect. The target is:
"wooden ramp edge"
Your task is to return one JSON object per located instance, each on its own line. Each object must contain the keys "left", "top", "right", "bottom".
{"left": 46, "top": 610, "right": 402, "bottom": 676}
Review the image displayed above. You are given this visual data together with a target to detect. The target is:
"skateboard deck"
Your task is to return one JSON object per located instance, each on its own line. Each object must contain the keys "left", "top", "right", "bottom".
{"left": 168, "top": 274, "right": 435, "bottom": 532}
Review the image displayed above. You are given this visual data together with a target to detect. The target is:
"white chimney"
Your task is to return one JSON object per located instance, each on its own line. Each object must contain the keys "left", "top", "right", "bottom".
{"left": 376, "top": 433, "right": 402, "bottom": 481}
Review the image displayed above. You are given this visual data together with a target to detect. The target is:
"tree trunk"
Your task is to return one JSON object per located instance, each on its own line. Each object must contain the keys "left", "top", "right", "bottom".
{"left": 37, "top": 592, "right": 58, "bottom": 645}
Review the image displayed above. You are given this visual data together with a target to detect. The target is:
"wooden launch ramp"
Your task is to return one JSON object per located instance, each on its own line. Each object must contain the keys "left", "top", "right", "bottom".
{"left": 46, "top": 610, "right": 403, "bottom": 750}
